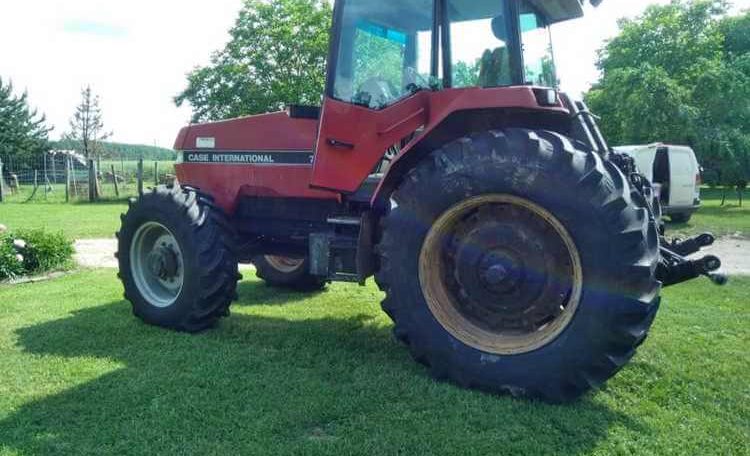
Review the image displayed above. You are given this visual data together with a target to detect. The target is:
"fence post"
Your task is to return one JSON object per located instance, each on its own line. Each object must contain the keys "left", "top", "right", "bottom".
{"left": 0, "top": 158, "right": 4, "bottom": 203}
{"left": 51, "top": 152, "right": 57, "bottom": 184}
{"left": 65, "top": 157, "right": 70, "bottom": 203}
{"left": 88, "top": 159, "right": 98, "bottom": 202}
{"left": 111, "top": 164, "right": 120, "bottom": 198}
{"left": 137, "top": 158, "right": 144, "bottom": 196}
{"left": 43, "top": 152, "right": 48, "bottom": 199}
{"left": 154, "top": 161, "right": 159, "bottom": 187}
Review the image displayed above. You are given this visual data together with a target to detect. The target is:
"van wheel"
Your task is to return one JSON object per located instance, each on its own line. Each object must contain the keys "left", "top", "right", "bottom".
{"left": 670, "top": 213, "right": 692, "bottom": 224}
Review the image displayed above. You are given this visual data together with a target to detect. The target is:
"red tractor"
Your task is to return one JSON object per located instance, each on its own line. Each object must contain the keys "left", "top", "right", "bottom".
{"left": 118, "top": 0, "right": 725, "bottom": 401}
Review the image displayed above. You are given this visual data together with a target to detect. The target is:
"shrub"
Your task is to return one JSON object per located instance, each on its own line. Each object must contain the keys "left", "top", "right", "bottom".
{"left": 0, "top": 233, "right": 26, "bottom": 280}
{"left": 15, "top": 229, "right": 74, "bottom": 274}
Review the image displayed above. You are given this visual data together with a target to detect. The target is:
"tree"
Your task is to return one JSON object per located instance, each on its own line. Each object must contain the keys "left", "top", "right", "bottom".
{"left": 175, "top": 0, "right": 332, "bottom": 123}
{"left": 0, "top": 77, "right": 51, "bottom": 161}
{"left": 64, "top": 86, "right": 111, "bottom": 160}
{"left": 64, "top": 86, "right": 111, "bottom": 201}
{"left": 585, "top": 1, "right": 750, "bottom": 201}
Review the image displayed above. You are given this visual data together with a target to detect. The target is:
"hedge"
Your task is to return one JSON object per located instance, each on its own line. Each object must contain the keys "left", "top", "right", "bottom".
{"left": 0, "top": 228, "right": 74, "bottom": 281}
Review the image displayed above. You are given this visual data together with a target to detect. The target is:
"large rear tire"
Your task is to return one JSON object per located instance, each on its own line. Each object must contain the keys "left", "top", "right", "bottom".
{"left": 253, "top": 255, "right": 327, "bottom": 292}
{"left": 117, "top": 185, "right": 240, "bottom": 332}
{"left": 375, "top": 129, "right": 661, "bottom": 402}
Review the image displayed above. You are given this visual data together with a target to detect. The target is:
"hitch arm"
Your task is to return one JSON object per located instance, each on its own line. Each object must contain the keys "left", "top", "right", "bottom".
{"left": 657, "top": 246, "right": 727, "bottom": 287}
{"left": 664, "top": 233, "right": 716, "bottom": 257}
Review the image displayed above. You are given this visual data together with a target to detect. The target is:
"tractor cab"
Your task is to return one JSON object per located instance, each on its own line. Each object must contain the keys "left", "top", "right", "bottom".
{"left": 310, "top": 0, "right": 589, "bottom": 192}
{"left": 328, "top": 0, "right": 580, "bottom": 110}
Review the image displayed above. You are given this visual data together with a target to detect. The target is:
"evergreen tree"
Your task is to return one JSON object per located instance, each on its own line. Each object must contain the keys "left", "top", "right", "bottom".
{"left": 0, "top": 77, "right": 51, "bottom": 160}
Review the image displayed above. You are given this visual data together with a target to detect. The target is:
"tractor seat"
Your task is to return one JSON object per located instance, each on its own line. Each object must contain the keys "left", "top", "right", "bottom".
{"left": 478, "top": 47, "right": 511, "bottom": 87}
{"left": 288, "top": 105, "right": 321, "bottom": 120}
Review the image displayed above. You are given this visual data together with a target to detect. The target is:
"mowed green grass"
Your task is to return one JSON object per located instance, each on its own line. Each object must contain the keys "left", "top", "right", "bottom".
{"left": 0, "top": 202, "right": 126, "bottom": 239}
{"left": 0, "top": 270, "right": 747, "bottom": 455}
{"left": 668, "top": 187, "right": 750, "bottom": 238}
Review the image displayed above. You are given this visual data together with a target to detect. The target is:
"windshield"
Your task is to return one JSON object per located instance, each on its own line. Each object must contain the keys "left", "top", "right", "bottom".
{"left": 520, "top": 5, "right": 557, "bottom": 87}
{"left": 330, "top": 0, "right": 559, "bottom": 107}
{"left": 332, "top": 0, "right": 435, "bottom": 109}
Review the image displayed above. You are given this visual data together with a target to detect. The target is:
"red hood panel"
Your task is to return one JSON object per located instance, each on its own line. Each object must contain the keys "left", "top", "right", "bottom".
{"left": 174, "top": 111, "right": 318, "bottom": 151}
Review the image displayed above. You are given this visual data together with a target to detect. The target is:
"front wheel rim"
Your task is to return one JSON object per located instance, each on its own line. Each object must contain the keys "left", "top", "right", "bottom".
{"left": 419, "top": 194, "right": 583, "bottom": 355}
{"left": 130, "top": 222, "right": 184, "bottom": 308}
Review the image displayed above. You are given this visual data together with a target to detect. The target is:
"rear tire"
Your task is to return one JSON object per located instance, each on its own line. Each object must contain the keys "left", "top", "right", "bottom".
{"left": 375, "top": 129, "right": 661, "bottom": 402}
{"left": 253, "top": 255, "right": 327, "bottom": 291}
{"left": 117, "top": 185, "right": 240, "bottom": 332}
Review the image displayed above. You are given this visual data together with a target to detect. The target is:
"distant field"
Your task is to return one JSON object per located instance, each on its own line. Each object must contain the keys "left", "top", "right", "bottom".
{"left": 667, "top": 187, "right": 749, "bottom": 238}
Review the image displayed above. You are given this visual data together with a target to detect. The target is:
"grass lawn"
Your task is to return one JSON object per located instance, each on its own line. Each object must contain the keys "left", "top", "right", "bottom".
{"left": 0, "top": 202, "right": 127, "bottom": 239}
{"left": 667, "top": 187, "right": 749, "bottom": 238}
{"left": 0, "top": 271, "right": 748, "bottom": 455}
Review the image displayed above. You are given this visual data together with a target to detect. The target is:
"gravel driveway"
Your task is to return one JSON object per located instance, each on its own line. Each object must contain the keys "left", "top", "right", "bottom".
{"left": 74, "top": 239, "right": 255, "bottom": 271}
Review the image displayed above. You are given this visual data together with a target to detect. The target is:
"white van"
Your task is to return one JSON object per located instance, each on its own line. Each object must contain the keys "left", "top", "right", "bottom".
{"left": 614, "top": 144, "right": 702, "bottom": 223}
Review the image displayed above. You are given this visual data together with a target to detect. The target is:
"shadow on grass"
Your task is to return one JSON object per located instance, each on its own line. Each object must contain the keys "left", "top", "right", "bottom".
{"left": 234, "top": 279, "right": 328, "bottom": 307}
{"left": 0, "top": 281, "right": 646, "bottom": 455}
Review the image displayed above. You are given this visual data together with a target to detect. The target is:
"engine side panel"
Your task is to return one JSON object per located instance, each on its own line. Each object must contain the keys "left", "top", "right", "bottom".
{"left": 174, "top": 111, "right": 339, "bottom": 214}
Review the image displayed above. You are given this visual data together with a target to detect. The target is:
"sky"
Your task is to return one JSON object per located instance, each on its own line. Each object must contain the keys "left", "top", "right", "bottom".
{"left": 0, "top": 0, "right": 748, "bottom": 148}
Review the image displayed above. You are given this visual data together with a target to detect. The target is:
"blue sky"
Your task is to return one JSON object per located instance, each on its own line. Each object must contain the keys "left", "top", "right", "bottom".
{"left": 0, "top": 0, "right": 748, "bottom": 147}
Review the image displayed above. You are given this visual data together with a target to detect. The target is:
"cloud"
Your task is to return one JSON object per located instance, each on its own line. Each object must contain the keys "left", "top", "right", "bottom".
{"left": 63, "top": 20, "right": 128, "bottom": 38}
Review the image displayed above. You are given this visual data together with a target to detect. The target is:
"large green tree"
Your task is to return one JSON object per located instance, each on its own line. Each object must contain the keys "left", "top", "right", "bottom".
{"left": 0, "top": 77, "right": 51, "bottom": 161}
{"left": 175, "top": 0, "right": 332, "bottom": 122}
{"left": 585, "top": 0, "right": 750, "bottom": 195}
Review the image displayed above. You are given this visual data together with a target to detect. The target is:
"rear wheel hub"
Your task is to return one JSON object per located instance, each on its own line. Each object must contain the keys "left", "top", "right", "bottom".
{"left": 420, "top": 195, "right": 583, "bottom": 355}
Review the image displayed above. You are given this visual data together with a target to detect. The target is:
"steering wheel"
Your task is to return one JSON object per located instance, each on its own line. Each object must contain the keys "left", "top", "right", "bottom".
{"left": 404, "top": 67, "right": 430, "bottom": 92}
{"left": 357, "top": 77, "right": 398, "bottom": 108}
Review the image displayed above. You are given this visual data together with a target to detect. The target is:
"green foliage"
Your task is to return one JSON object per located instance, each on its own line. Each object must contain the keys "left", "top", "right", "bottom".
{"left": 15, "top": 229, "right": 74, "bottom": 274}
{"left": 453, "top": 60, "right": 481, "bottom": 88}
{"left": 0, "top": 77, "right": 51, "bottom": 160}
{"left": 586, "top": 1, "right": 750, "bottom": 191}
{"left": 0, "top": 229, "right": 73, "bottom": 280}
{"left": 52, "top": 140, "right": 176, "bottom": 161}
{"left": 0, "top": 233, "right": 25, "bottom": 280}
{"left": 352, "top": 29, "right": 404, "bottom": 96}
{"left": 175, "top": 0, "right": 332, "bottom": 122}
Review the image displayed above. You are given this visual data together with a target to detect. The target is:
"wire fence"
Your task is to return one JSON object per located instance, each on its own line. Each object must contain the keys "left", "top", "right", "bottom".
{"left": 0, "top": 151, "right": 176, "bottom": 204}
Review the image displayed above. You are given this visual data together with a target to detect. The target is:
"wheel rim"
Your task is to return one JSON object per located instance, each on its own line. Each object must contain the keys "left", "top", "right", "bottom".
{"left": 130, "top": 222, "right": 184, "bottom": 308}
{"left": 264, "top": 255, "right": 304, "bottom": 273}
{"left": 419, "top": 194, "right": 583, "bottom": 355}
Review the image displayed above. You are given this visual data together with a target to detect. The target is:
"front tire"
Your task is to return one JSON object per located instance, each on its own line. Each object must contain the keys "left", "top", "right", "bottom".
{"left": 376, "top": 129, "right": 661, "bottom": 402}
{"left": 117, "top": 186, "right": 240, "bottom": 332}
